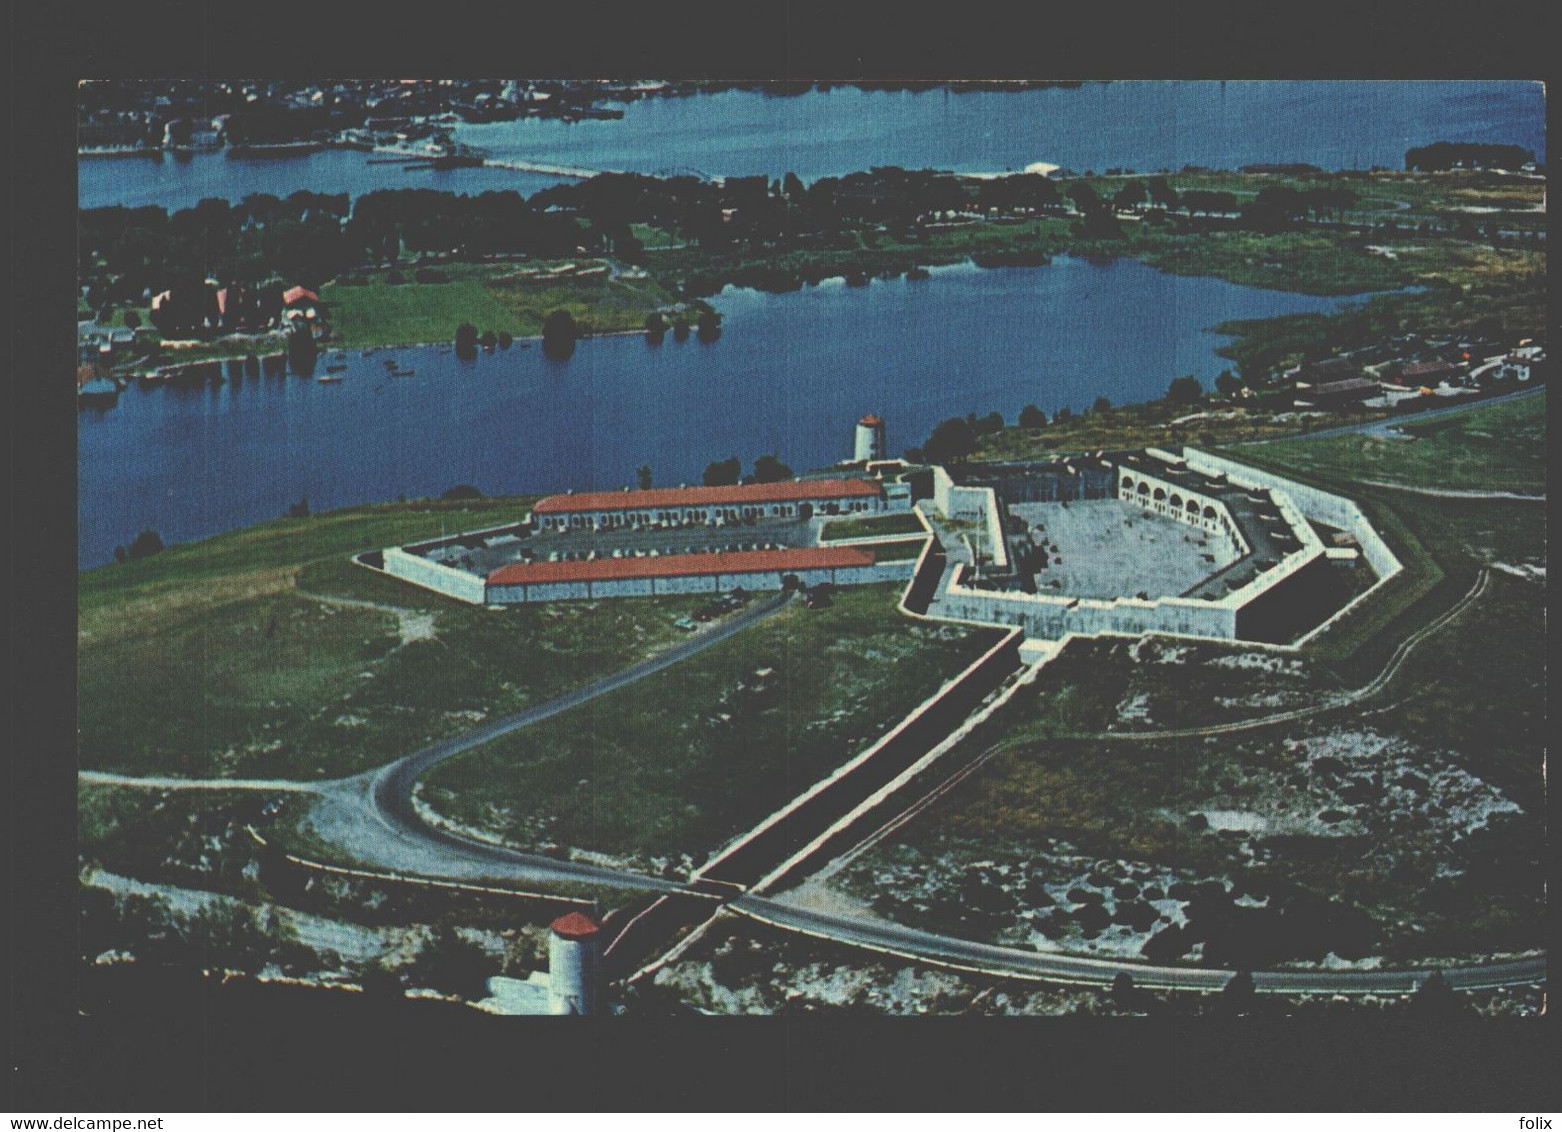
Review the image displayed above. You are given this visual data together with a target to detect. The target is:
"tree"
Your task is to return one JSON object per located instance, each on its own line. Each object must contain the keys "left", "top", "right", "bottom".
{"left": 122, "top": 310, "right": 142, "bottom": 331}
{"left": 542, "top": 309, "right": 578, "bottom": 359}
{"left": 645, "top": 312, "right": 667, "bottom": 343}
{"left": 1018, "top": 404, "right": 1047, "bottom": 429}
{"left": 1092, "top": 395, "right": 1112, "bottom": 414}
{"left": 403, "top": 925, "right": 493, "bottom": 1001}
{"left": 695, "top": 308, "right": 722, "bottom": 343}
{"left": 751, "top": 454, "right": 793, "bottom": 484}
{"left": 1214, "top": 369, "right": 1243, "bottom": 398}
{"left": 113, "top": 545, "right": 127, "bottom": 563}
{"left": 637, "top": 464, "right": 653, "bottom": 491}
{"left": 1167, "top": 375, "right": 1204, "bottom": 405}
{"left": 1054, "top": 405, "right": 1073, "bottom": 424}
{"left": 1409, "top": 971, "right": 1466, "bottom": 1018}
{"left": 441, "top": 484, "right": 483, "bottom": 501}
{"left": 127, "top": 529, "right": 164, "bottom": 559}
{"left": 287, "top": 495, "right": 310, "bottom": 518}
{"left": 703, "top": 456, "right": 742, "bottom": 487}
{"left": 975, "top": 411, "right": 1005, "bottom": 436}
{"left": 454, "top": 321, "right": 478, "bottom": 360}
{"left": 921, "top": 417, "right": 977, "bottom": 465}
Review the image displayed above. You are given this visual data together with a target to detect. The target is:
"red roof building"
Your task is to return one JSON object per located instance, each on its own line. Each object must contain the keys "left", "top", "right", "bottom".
{"left": 549, "top": 911, "right": 603, "bottom": 941}
{"left": 282, "top": 285, "right": 320, "bottom": 307}
{"left": 531, "top": 477, "right": 881, "bottom": 516}
{"left": 858, "top": 414, "right": 884, "bottom": 427}
{"left": 488, "top": 546, "right": 875, "bottom": 588}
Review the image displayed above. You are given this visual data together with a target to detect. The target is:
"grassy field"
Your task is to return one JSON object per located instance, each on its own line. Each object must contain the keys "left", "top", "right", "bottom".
{"left": 420, "top": 584, "right": 999, "bottom": 864}
{"left": 79, "top": 497, "right": 701, "bottom": 780}
{"left": 1257, "top": 391, "right": 1547, "bottom": 493}
{"left": 819, "top": 513, "right": 926, "bottom": 540}
{"left": 321, "top": 261, "right": 680, "bottom": 348}
{"left": 1081, "top": 227, "right": 1413, "bottom": 295}
{"left": 973, "top": 398, "right": 1381, "bottom": 461}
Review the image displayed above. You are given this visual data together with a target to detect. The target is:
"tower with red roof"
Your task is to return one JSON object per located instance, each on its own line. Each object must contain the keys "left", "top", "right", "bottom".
{"left": 855, "top": 414, "right": 887, "bottom": 463}
{"left": 548, "top": 911, "right": 603, "bottom": 1015}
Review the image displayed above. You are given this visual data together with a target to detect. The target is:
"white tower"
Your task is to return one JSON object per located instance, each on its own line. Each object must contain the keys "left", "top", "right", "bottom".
{"left": 547, "top": 911, "right": 603, "bottom": 1015}
{"left": 854, "top": 414, "right": 887, "bottom": 463}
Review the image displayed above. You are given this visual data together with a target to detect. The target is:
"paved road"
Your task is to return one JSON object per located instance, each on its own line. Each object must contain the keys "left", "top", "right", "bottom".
{"left": 1238, "top": 384, "right": 1545, "bottom": 446}
{"left": 732, "top": 895, "right": 1546, "bottom": 995}
{"left": 1357, "top": 481, "right": 1545, "bottom": 502}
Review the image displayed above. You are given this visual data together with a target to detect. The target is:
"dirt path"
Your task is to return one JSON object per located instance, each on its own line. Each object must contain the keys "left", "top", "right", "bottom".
{"left": 79, "top": 769, "right": 323, "bottom": 793}
{"left": 294, "top": 586, "right": 437, "bottom": 647}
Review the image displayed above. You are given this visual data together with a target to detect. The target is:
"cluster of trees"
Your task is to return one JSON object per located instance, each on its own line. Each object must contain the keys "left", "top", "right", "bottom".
{"left": 455, "top": 321, "right": 519, "bottom": 359}
{"left": 78, "top": 188, "right": 589, "bottom": 312}
{"left": 1405, "top": 142, "right": 1535, "bottom": 172}
{"left": 533, "top": 166, "right": 1073, "bottom": 259}
{"left": 701, "top": 453, "right": 794, "bottom": 486}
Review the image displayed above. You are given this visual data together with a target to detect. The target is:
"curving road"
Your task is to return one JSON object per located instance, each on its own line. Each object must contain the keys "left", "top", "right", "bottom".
{"left": 731, "top": 895, "right": 1546, "bottom": 995}
{"left": 353, "top": 590, "right": 798, "bottom": 893}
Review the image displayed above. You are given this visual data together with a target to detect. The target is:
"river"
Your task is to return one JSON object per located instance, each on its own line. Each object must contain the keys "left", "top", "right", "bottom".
{"left": 78, "top": 81, "right": 1546, "bottom": 211}
{"left": 78, "top": 257, "right": 1364, "bottom": 568}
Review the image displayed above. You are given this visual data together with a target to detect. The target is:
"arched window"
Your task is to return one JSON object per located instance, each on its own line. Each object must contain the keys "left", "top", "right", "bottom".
{"left": 1169, "top": 493, "right": 1183, "bottom": 508}
{"left": 1203, "top": 505, "right": 1218, "bottom": 519}
{"left": 1137, "top": 483, "right": 1150, "bottom": 495}
{"left": 1153, "top": 487, "right": 1167, "bottom": 501}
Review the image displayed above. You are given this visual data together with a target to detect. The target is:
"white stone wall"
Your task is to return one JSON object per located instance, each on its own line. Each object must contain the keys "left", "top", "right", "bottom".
{"left": 1182, "top": 449, "right": 1403, "bottom": 581}
{"left": 382, "top": 547, "right": 486, "bottom": 604}
{"left": 940, "top": 571, "right": 1240, "bottom": 641}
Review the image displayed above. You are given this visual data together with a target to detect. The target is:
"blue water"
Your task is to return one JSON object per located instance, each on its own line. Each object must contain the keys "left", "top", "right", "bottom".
{"left": 78, "top": 81, "right": 1546, "bottom": 211}
{"left": 78, "top": 258, "right": 1361, "bottom": 568}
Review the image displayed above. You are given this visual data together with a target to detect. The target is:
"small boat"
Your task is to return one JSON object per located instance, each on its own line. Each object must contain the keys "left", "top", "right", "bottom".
{"left": 390, "top": 367, "right": 415, "bottom": 376}
{"left": 326, "top": 362, "right": 348, "bottom": 373}
{"left": 317, "top": 373, "right": 344, "bottom": 383}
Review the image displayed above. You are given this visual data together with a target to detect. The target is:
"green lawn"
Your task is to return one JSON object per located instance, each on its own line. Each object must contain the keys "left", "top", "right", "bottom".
{"left": 420, "top": 584, "right": 1000, "bottom": 863}
{"left": 321, "top": 261, "right": 679, "bottom": 348}
{"left": 79, "top": 497, "right": 696, "bottom": 780}
{"left": 820, "top": 513, "right": 927, "bottom": 540}
{"left": 1257, "top": 391, "right": 1547, "bottom": 493}
{"left": 857, "top": 538, "right": 930, "bottom": 562}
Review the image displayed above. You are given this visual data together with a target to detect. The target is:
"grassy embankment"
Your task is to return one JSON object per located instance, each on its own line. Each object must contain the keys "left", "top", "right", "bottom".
{"left": 320, "top": 261, "right": 684, "bottom": 349}
{"left": 420, "top": 584, "right": 1000, "bottom": 865}
{"left": 79, "top": 497, "right": 709, "bottom": 782}
{"left": 819, "top": 513, "right": 927, "bottom": 540}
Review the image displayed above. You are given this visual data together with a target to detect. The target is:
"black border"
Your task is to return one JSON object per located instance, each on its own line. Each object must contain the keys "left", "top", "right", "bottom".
{"left": 11, "top": 0, "right": 1558, "bottom": 1113}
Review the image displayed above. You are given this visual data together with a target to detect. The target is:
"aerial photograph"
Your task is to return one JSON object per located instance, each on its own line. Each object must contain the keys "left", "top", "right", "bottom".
{"left": 73, "top": 76, "right": 1546, "bottom": 1027}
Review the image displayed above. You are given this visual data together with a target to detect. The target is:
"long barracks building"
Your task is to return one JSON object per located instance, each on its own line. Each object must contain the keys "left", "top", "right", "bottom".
{"left": 531, "top": 477, "right": 885, "bottom": 531}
